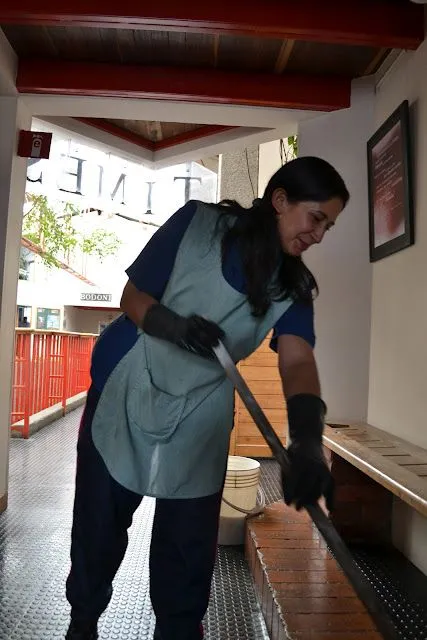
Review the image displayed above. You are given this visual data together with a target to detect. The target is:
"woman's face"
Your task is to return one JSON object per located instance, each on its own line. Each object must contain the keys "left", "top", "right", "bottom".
{"left": 272, "top": 188, "right": 344, "bottom": 256}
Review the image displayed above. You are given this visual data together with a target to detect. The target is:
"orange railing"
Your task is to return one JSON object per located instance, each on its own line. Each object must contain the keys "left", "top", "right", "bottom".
{"left": 11, "top": 330, "right": 97, "bottom": 438}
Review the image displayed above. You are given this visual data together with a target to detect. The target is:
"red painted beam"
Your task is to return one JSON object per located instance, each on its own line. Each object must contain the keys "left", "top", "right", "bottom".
{"left": 17, "top": 60, "right": 351, "bottom": 112}
{"left": 0, "top": 0, "right": 424, "bottom": 49}
{"left": 76, "top": 118, "right": 236, "bottom": 152}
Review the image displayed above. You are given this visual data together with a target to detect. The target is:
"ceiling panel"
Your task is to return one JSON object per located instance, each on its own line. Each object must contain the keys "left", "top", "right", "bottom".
{"left": 286, "top": 40, "right": 387, "bottom": 77}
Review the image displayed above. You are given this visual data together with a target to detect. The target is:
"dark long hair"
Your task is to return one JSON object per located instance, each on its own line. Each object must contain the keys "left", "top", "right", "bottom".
{"left": 217, "top": 156, "right": 350, "bottom": 317}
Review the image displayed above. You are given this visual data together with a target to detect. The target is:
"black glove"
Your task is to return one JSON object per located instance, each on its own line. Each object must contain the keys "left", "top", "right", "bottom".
{"left": 282, "top": 393, "right": 334, "bottom": 512}
{"left": 142, "top": 303, "right": 225, "bottom": 359}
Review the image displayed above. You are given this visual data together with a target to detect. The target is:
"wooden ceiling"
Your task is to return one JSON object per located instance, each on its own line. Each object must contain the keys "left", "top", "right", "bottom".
{"left": 0, "top": 1, "right": 424, "bottom": 150}
{"left": 2, "top": 26, "right": 387, "bottom": 77}
{"left": 105, "top": 120, "right": 204, "bottom": 144}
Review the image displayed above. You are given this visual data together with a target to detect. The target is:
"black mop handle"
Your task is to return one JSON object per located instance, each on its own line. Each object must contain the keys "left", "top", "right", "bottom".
{"left": 213, "top": 341, "right": 397, "bottom": 640}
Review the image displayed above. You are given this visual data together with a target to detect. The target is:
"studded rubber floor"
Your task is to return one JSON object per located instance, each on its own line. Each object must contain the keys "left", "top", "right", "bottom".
{"left": 0, "top": 408, "right": 270, "bottom": 640}
{"left": 3, "top": 409, "right": 427, "bottom": 640}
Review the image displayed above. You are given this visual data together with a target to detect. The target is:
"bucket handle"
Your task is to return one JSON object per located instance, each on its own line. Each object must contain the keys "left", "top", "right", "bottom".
{"left": 221, "top": 486, "right": 266, "bottom": 518}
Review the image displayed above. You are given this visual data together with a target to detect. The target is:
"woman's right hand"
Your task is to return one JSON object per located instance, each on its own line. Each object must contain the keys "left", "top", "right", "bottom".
{"left": 142, "top": 303, "right": 225, "bottom": 359}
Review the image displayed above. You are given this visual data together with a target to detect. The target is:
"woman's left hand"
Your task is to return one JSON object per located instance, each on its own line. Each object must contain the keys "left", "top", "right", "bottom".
{"left": 282, "top": 439, "right": 334, "bottom": 511}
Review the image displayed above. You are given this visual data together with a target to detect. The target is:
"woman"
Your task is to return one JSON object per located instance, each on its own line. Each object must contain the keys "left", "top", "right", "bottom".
{"left": 65, "top": 156, "right": 349, "bottom": 640}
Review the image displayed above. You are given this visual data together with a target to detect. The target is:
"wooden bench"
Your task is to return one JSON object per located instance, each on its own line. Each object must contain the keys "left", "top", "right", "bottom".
{"left": 323, "top": 422, "right": 427, "bottom": 543}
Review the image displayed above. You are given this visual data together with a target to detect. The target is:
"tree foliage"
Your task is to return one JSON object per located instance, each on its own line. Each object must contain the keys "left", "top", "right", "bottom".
{"left": 22, "top": 194, "right": 121, "bottom": 268}
{"left": 279, "top": 136, "right": 298, "bottom": 165}
{"left": 287, "top": 135, "right": 298, "bottom": 158}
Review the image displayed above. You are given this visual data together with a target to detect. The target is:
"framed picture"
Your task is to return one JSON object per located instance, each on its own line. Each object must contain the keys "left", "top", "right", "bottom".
{"left": 367, "top": 100, "right": 414, "bottom": 262}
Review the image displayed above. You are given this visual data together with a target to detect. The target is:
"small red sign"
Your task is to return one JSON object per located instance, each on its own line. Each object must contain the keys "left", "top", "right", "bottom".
{"left": 17, "top": 130, "right": 52, "bottom": 159}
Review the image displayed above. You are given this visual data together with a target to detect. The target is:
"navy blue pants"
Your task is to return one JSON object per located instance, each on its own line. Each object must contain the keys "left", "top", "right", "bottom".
{"left": 66, "top": 385, "right": 223, "bottom": 640}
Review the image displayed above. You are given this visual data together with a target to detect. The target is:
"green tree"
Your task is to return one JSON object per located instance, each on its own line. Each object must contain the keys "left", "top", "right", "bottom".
{"left": 279, "top": 136, "right": 298, "bottom": 165}
{"left": 287, "top": 135, "right": 298, "bottom": 158}
{"left": 22, "top": 194, "right": 121, "bottom": 268}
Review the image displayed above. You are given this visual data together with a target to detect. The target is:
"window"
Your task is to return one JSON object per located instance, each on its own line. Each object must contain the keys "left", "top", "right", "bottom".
{"left": 36, "top": 308, "right": 61, "bottom": 330}
{"left": 17, "top": 306, "right": 32, "bottom": 328}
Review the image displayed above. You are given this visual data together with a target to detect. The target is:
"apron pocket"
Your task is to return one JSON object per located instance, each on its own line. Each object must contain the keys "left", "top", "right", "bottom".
{"left": 126, "top": 366, "right": 187, "bottom": 442}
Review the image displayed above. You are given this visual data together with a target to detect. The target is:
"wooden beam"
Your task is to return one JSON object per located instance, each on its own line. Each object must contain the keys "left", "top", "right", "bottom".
{"left": 0, "top": 0, "right": 424, "bottom": 49}
{"left": 274, "top": 40, "right": 295, "bottom": 74}
{"left": 17, "top": 60, "right": 351, "bottom": 112}
{"left": 213, "top": 34, "right": 220, "bottom": 68}
{"left": 363, "top": 48, "right": 387, "bottom": 76}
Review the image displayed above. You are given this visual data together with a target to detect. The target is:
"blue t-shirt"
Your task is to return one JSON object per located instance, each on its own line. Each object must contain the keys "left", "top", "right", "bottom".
{"left": 91, "top": 201, "right": 315, "bottom": 392}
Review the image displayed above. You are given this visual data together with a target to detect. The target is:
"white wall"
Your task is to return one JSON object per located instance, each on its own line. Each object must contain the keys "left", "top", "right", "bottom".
{"left": 64, "top": 306, "right": 120, "bottom": 334}
{"left": 368, "top": 40, "right": 427, "bottom": 575}
{"left": 17, "top": 262, "right": 85, "bottom": 308}
{"left": 368, "top": 42, "right": 427, "bottom": 448}
{"left": 0, "top": 99, "right": 31, "bottom": 507}
{"left": 298, "top": 81, "right": 374, "bottom": 423}
{"left": 258, "top": 140, "right": 285, "bottom": 196}
{"left": 0, "top": 30, "right": 17, "bottom": 97}
{"left": 220, "top": 146, "right": 259, "bottom": 206}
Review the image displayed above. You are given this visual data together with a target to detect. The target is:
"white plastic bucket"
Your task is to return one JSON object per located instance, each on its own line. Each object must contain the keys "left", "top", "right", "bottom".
{"left": 218, "top": 456, "right": 263, "bottom": 545}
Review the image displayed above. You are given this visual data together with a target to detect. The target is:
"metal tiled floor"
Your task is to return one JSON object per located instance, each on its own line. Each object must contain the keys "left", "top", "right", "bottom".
{"left": 0, "top": 409, "right": 270, "bottom": 640}
{"left": 257, "top": 459, "right": 282, "bottom": 505}
{"left": 350, "top": 546, "right": 427, "bottom": 639}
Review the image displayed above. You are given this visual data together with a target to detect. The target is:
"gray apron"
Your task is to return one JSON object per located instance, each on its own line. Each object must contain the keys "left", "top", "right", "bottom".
{"left": 91, "top": 203, "right": 293, "bottom": 498}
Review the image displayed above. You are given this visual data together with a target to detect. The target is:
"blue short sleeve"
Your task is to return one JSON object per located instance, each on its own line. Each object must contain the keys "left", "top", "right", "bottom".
{"left": 270, "top": 299, "right": 316, "bottom": 352}
{"left": 125, "top": 201, "right": 198, "bottom": 299}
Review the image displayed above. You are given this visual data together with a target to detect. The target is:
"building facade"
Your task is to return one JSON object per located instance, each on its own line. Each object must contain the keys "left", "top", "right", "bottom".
{"left": 18, "top": 120, "right": 219, "bottom": 334}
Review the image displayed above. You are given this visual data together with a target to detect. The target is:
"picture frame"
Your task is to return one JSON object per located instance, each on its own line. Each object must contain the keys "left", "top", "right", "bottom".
{"left": 367, "top": 100, "right": 414, "bottom": 262}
